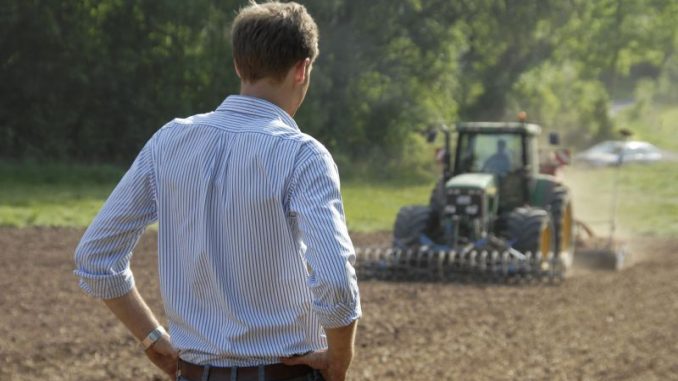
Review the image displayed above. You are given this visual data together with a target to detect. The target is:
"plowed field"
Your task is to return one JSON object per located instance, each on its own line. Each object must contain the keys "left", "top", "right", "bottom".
{"left": 2, "top": 228, "right": 677, "bottom": 380}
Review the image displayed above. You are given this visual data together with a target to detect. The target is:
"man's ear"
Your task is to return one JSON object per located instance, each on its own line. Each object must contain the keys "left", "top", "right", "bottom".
{"left": 293, "top": 58, "right": 311, "bottom": 84}
{"left": 233, "top": 59, "right": 242, "bottom": 79}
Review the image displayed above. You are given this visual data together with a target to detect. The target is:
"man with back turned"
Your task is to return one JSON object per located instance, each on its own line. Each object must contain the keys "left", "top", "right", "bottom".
{"left": 74, "top": 2, "right": 361, "bottom": 380}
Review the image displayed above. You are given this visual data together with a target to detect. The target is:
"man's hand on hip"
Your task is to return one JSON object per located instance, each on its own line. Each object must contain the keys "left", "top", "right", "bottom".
{"left": 281, "top": 350, "right": 343, "bottom": 381}
{"left": 145, "top": 334, "right": 179, "bottom": 380}
{"left": 281, "top": 319, "right": 358, "bottom": 381}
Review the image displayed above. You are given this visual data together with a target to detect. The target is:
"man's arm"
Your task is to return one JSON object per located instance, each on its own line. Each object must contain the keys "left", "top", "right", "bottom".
{"left": 104, "top": 288, "right": 178, "bottom": 380}
{"left": 74, "top": 135, "right": 177, "bottom": 378}
{"left": 324, "top": 320, "right": 358, "bottom": 380}
{"left": 281, "top": 149, "right": 361, "bottom": 380}
{"left": 74, "top": 139, "right": 158, "bottom": 299}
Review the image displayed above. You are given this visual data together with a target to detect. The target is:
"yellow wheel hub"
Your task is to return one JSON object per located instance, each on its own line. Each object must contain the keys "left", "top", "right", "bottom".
{"left": 539, "top": 221, "right": 553, "bottom": 258}
{"left": 562, "top": 203, "right": 573, "bottom": 253}
{"left": 537, "top": 220, "right": 554, "bottom": 271}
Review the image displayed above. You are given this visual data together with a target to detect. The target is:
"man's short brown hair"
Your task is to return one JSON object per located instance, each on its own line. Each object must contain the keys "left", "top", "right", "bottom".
{"left": 232, "top": 1, "right": 319, "bottom": 83}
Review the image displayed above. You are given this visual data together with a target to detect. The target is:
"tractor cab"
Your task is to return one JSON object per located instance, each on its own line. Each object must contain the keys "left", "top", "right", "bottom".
{"left": 452, "top": 122, "right": 541, "bottom": 213}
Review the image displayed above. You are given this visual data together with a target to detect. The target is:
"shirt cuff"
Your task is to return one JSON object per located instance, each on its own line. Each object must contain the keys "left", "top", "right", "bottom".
{"left": 313, "top": 298, "right": 362, "bottom": 329}
{"left": 74, "top": 267, "right": 136, "bottom": 299}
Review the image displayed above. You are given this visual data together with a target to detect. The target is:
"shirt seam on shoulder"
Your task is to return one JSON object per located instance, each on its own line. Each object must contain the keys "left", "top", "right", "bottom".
{"left": 169, "top": 120, "right": 307, "bottom": 142}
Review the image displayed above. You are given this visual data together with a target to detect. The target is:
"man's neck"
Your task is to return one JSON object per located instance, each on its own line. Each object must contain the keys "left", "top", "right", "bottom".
{"left": 240, "top": 80, "right": 296, "bottom": 116}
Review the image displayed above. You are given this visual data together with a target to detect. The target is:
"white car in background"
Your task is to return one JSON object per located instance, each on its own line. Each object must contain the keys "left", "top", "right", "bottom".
{"left": 575, "top": 140, "right": 663, "bottom": 167}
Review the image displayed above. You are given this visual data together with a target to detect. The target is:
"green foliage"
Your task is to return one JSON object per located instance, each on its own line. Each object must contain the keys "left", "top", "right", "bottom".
{"left": 615, "top": 104, "right": 678, "bottom": 152}
{"left": 336, "top": 132, "right": 438, "bottom": 182}
{"left": 298, "top": 0, "right": 463, "bottom": 162}
{"left": 2, "top": 0, "right": 678, "bottom": 165}
{"left": 655, "top": 55, "right": 678, "bottom": 104}
{"left": 510, "top": 63, "right": 613, "bottom": 146}
{"left": 1, "top": 0, "right": 239, "bottom": 162}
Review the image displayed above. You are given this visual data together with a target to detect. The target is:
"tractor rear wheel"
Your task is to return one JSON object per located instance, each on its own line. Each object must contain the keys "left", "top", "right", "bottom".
{"left": 393, "top": 205, "right": 432, "bottom": 249}
{"left": 506, "top": 207, "right": 556, "bottom": 257}
{"left": 548, "top": 186, "right": 575, "bottom": 270}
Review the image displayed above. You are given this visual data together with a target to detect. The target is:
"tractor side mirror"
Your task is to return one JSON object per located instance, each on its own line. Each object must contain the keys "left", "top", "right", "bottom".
{"left": 548, "top": 132, "right": 560, "bottom": 146}
{"left": 426, "top": 129, "right": 438, "bottom": 143}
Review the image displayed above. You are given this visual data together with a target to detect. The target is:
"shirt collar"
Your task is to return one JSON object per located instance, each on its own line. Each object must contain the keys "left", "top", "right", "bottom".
{"left": 216, "top": 95, "right": 300, "bottom": 131}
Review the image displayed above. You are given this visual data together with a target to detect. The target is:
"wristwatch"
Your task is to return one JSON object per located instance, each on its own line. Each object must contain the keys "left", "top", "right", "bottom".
{"left": 141, "top": 326, "right": 167, "bottom": 350}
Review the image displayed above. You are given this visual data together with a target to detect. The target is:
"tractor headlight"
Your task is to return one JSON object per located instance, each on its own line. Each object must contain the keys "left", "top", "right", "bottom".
{"left": 456, "top": 195, "right": 472, "bottom": 205}
{"left": 446, "top": 188, "right": 484, "bottom": 217}
{"left": 465, "top": 205, "right": 479, "bottom": 215}
{"left": 444, "top": 205, "right": 456, "bottom": 214}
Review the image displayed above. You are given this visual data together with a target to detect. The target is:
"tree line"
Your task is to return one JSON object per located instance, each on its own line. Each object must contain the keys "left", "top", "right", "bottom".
{"left": 2, "top": 0, "right": 677, "bottom": 169}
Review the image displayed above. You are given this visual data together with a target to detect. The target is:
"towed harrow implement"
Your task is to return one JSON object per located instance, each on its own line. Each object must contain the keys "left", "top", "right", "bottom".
{"left": 355, "top": 247, "right": 566, "bottom": 282}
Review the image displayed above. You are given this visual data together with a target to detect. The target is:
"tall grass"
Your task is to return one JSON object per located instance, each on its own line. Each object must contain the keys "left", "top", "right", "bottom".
{"left": 0, "top": 162, "right": 124, "bottom": 227}
{"left": 0, "top": 161, "right": 433, "bottom": 231}
{"left": 342, "top": 181, "right": 431, "bottom": 232}
{"left": 2, "top": 128, "right": 677, "bottom": 235}
{"left": 567, "top": 162, "right": 678, "bottom": 237}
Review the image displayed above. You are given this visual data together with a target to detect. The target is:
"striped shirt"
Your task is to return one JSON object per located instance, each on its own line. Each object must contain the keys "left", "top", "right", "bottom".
{"left": 74, "top": 95, "right": 362, "bottom": 366}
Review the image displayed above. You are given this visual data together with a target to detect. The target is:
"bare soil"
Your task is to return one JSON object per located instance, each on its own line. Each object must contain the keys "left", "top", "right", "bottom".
{"left": 1, "top": 228, "right": 678, "bottom": 381}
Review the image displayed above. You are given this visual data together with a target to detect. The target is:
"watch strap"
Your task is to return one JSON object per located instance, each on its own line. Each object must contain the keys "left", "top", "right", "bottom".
{"left": 141, "top": 326, "right": 167, "bottom": 350}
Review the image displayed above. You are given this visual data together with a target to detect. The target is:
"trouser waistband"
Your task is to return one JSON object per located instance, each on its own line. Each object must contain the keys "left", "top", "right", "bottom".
{"left": 177, "top": 358, "right": 315, "bottom": 381}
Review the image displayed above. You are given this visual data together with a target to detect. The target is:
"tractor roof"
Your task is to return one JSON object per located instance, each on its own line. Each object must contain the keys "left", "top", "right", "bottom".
{"left": 455, "top": 122, "right": 541, "bottom": 136}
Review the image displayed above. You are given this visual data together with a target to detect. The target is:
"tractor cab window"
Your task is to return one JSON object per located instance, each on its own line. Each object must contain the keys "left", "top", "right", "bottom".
{"left": 457, "top": 133, "right": 523, "bottom": 176}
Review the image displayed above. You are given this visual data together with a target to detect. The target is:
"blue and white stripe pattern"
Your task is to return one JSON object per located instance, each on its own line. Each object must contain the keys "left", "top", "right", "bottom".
{"left": 74, "top": 95, "right": 361, "bottom": 366}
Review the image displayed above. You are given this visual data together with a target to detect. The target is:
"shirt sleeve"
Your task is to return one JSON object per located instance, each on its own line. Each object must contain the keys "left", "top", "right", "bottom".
{"left": 73, "top": 137, "right": 158, "bottom": 299}
{"left": 289, "top": 151, "right": 362, "bottom": 329}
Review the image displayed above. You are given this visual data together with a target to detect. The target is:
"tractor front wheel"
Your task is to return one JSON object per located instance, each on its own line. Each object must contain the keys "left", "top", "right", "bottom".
{"left": 393, "top": 205, "right": 432, "bottom": 249}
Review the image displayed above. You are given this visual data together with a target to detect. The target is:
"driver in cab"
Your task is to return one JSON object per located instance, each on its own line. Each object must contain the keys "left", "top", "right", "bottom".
{"left": 482, "top": 139, "right": 511, "bottom": 176}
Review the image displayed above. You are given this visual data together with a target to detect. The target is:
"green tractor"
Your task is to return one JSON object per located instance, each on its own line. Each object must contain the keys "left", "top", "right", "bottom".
{"left": 393, "top": 121, "right": 575, "bottom": 276}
